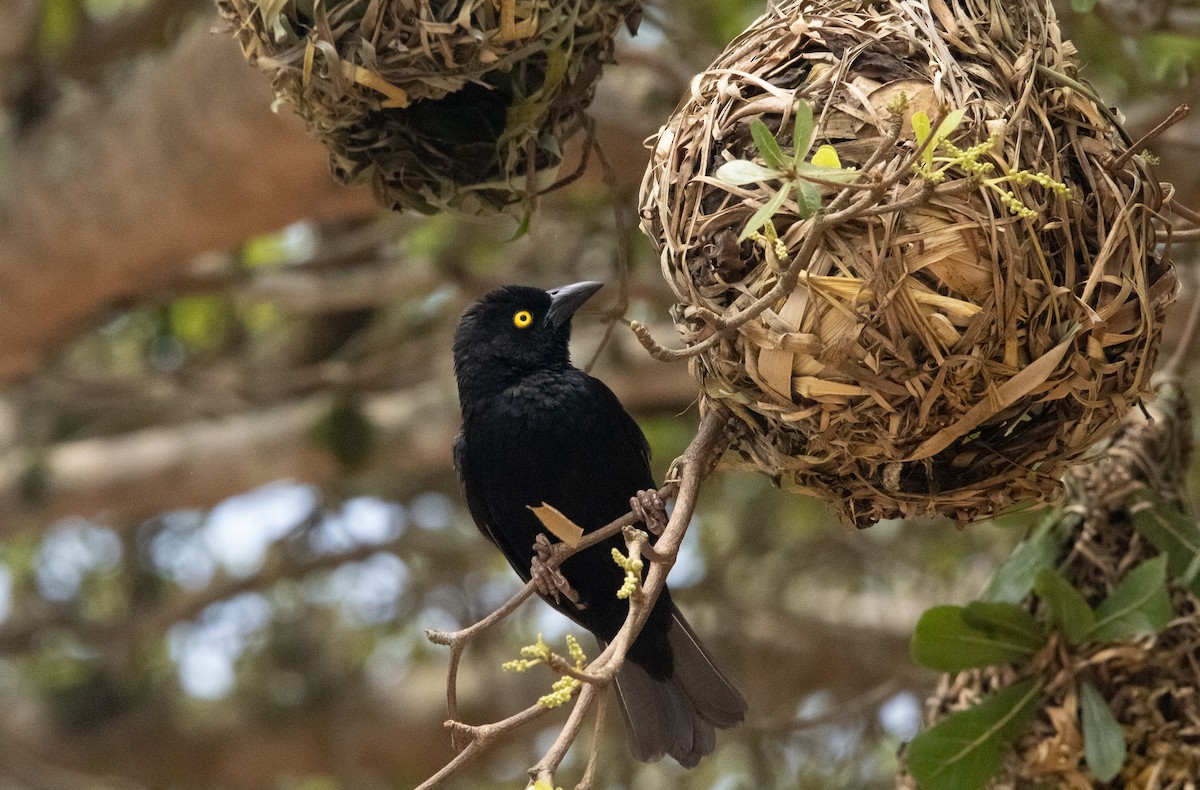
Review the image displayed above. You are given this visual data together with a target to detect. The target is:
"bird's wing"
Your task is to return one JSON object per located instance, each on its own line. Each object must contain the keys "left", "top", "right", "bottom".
{"left": 586, "top": 375, "right": 653, "bottom": 474}
{"left": 452, "top": 429, "right": 503, "bottom": 549}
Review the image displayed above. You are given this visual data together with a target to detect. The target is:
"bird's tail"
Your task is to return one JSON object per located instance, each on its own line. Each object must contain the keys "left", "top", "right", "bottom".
{"left": 612, "top": 603, "right": 746, "bottom": 768}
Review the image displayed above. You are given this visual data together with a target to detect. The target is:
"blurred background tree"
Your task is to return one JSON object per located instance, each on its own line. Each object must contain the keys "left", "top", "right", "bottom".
{"left": 0, "top": 1, "right": 1196, "bottom": 788}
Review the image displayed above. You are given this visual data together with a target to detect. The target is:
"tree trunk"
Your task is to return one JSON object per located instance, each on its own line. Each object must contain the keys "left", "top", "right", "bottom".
{"left": 0, "top": 23, "right": 376, "bottom": 382}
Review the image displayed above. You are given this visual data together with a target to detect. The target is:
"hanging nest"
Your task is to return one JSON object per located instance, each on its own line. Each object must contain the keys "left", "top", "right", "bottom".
{"left": 216, "top": 0, "right": 640, "bottom": 214}
{"left": 897, "top": 384, "right": 1200, "bottom": 789}
{"left": 638, "top": 0, "right": 1177, "bottom": 528}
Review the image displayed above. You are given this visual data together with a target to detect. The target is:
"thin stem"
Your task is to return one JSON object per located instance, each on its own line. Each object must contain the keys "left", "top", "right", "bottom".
{"left": 529, "top": 683, "right": 601, "bottom": 786}
{"left": 545, "top": 652, "right": 609, "bottom": 686}
{"left": 575, "top": 691, "right": 609, "bottom": 790}
{"left": 526, "top": 409, "right": 728, "bottom": 784}
{"left": 584, "top": 138, "right": 632, "bottom": 374}
{"left": 1110, "top": 104, "right": 1190, "bottom": 171}
{"left": 426, "top": 584, "right": 534, "bottom": 727}
{"left": 1170, "top": 199, "right": 1200, "bottom": 226}
{"left": 1158, "top": 226, "right": 1200, "bottom": 242}
{"left": 413, "top": 702, "right": 550, "bottom": 790}
{"left": 580, "top": 409, "right": 728, "bottom": 677}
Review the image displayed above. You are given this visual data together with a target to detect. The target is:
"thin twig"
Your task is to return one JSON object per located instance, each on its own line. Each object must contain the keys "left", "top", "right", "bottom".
{"left": 575, "top": 690, "right": 609, "bottom": 790}
{"left": 426, "top": 584, "right": 536, "bottom": 728}
{"left": 584, "top": 137, "right": 633, "bottom": 374}
{"left": 1170, "top": 199, "right": 1200, "bottom": 227}
{"left": 530, "top": 682, "right": 602, "bottom": 785}
{"left": 1158, "top": 226, "right": 1200, "bottom": 242}
{"left": 413, "top": 702, "right": 550, "bottom": 790}
{"left": 1109, "top": 104, "right": 1190, "bottom": 171}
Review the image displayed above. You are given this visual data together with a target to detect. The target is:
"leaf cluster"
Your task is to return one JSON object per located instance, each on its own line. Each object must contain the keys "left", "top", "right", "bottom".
{"left": 906, "top": 492, "right": 1200, "bottom": 790}
{"left": 714, "top": 100, "right": 858, "bottom": 242}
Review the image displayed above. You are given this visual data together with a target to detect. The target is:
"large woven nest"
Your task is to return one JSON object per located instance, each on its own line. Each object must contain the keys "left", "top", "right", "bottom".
{"left": 217, "top": 0, "right": 639, "bottom": 213}
{"left": 639, "top": 0, "right": 1177, "bottom": 528}
{"left": 898, "top": 386, "right": 1200, "bottom": 788}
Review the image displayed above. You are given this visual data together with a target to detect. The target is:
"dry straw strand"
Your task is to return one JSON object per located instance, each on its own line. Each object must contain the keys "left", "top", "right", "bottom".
{"left": 639, "top": 0, "right": 1177, "bottom": 528}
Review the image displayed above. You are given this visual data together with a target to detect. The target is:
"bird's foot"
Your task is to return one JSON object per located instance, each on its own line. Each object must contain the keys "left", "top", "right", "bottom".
{"left": 630, "top": 488, "right": 668, "bottom": 536}
{"left": 531, "top": 534, "right": 583, "bottom": 609}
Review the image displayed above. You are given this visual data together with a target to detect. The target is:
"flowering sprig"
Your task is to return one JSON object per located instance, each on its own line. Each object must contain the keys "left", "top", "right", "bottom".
{"left": 911, "top": 110, "right": 1072, "bottom": 219}
{"left": 611, "top": 547, "right": 643, "bottom": 599}
{"left": 502, "top": 634, "right": 588, "bottom": 709}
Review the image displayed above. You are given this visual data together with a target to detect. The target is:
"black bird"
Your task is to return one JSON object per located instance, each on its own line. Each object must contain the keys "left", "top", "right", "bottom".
{"left": 452, "top": 282, "right": 746, "bottom": 767}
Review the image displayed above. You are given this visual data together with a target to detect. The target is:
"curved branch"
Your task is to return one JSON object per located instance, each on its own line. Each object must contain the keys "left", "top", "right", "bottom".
{"left": 420, "top": 408, "right": 730, "bottom": 789}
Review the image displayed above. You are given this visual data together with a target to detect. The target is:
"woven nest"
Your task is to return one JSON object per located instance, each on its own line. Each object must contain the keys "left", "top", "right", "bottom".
{"left": 638, "top": 0, "right": 1178, "bottom": 528}
{"left": 217, "top": 0, "right": 639, "bottom": 213}
{"left": 898, "top": 388, "right": 1200, "bottom": 788}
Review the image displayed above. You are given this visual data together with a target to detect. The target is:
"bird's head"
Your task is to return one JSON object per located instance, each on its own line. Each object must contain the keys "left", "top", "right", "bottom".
{"left": 453, "top": 281, "right": 604, "bottom": 402}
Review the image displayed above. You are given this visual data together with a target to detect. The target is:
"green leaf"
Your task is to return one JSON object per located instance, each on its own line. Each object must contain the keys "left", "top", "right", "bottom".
{"left": 962, "top": 602, "right": 1047, "bottom": 650}
{"left": 911, "top": 606, "right": 1041, "bottom": 673}
{"left": 1080, "top": 680, "right": 1125, "bottom": 782}
{"left": 792, "top": 100, "right": 815, "bottom": 163}
{"left": 912, "top": 111, "right": 933, "bottom": 152}
{"left": 907, "top": 678, "right": 1042, "bottom": 790}
{"left": 1129, "top": 489, "right": 1200, "bottom": 594}
{"left": 1033, "top": 568, "right": 1095, "bottom": 644}
{"left": 738, "top": 183, "right": 792, "bottom": 242}
{"left": 984, "top": 511, "right": 1074, "bottom": 604}
{"left": 750, "top": 119, "right": 787, "bottom": 170}
{"left": 794, "top": 160, "right": 860, "bottom": 183}
{"left": 715, "top": 159, "right": 784, "bottom": 186}
{"left": 795, "top": 180, "right": 822, "bottom": 220}
{"left": 1087, "top": 555, "right": 1172, "bottom": 642}
{"left": 933, "top": 109, "right": 967, "bottom": 145}
{"left": 915, "top": 108, "right": 967, "bottom": 167}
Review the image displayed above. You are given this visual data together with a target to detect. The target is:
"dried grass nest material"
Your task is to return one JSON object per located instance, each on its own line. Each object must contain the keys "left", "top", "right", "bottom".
{"left": 217, "top": 0, "right": 640, "bottom": 214}
{"left": 898, "top": 392, "right": 1200, "bottom": 789}
{"left": 638, "top": 0, "right": 1177, "bottom": 528}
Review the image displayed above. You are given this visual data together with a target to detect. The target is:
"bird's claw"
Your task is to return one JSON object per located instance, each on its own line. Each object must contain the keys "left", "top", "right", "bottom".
{"left": 531, "top": 534, "right": 584, "bottom": 609}
{"left": 630, "top": 489, "right": 668, "bottom": 536}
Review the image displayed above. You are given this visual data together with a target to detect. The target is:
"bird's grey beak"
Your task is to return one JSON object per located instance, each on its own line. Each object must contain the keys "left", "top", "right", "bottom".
{"left": 545, "top": 281, "right": 604, "bottom": 328}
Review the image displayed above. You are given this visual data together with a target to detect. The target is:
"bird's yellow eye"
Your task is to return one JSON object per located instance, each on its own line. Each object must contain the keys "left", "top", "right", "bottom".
{"left": 513, "top": 310, "right": 533, "bottom": 329}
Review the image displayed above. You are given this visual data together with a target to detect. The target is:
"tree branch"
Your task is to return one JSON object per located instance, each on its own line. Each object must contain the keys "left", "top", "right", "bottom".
{"left": 0, "top": 348, "right": 697, "bottom": 528}
{"left": 419, "top": 408, "right": 730, "bottom": 789}
{"left": 0, "top": 21, "right": 376, "bottom": 382}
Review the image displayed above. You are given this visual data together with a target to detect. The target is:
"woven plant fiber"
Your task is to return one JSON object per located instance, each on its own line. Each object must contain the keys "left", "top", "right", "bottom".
{"left": 218, "top": 0, "right": 640, "bottom": 213}
{"left": 639, "top": 0, "right": 1177, "bottom": 528}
